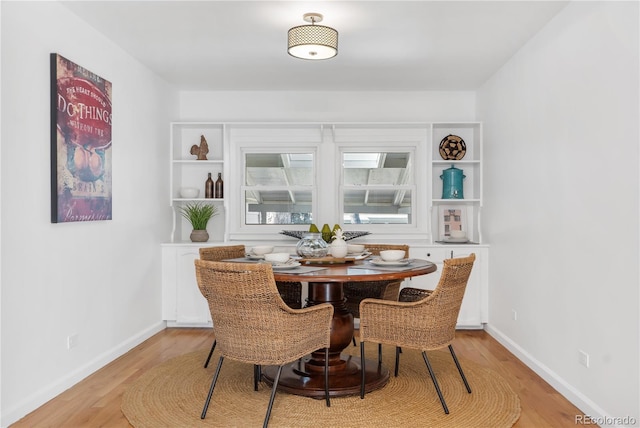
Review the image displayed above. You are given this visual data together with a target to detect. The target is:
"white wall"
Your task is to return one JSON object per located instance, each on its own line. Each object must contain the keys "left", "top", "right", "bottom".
{"left": 0, "top": 2, "right": 177, "bottom": 425}
{"left": 477, "top": 1, "right": 639, "bottom": 423}
{"left": 179, "top": 90, "right": 476, "bottom": 122}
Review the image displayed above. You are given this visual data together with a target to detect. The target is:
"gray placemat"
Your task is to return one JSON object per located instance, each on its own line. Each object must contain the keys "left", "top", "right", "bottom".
{"left": 222, "top": 258, "right": 327, "bottom": 274}
{"left": 350, "top": 259, "right": 435, "bottom": 272}
{"left": 274, "top": 266, "right": 328, "bottom": 274}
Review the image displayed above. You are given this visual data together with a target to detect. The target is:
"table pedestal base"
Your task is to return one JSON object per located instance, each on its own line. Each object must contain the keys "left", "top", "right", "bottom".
{"left": 262, "top": 354, "right": 389, "bottom": 398}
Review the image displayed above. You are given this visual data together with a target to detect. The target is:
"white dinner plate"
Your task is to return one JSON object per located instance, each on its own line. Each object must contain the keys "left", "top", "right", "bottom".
{"left": 271, "top": 262, "right": 301, "bottom": 270}
{"left": 369, "top": 258, "right": 413, "bottom": 267}
{"left": 346, "top": 251, "right": 372, "bottom": 259}
{"left": 246, "top": 253, "right": 265, "bottom": 260}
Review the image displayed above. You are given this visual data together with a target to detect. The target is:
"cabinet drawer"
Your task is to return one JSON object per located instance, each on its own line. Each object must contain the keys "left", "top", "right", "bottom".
{"left": 410, "top": 247, "right": 478, "bottom": 262}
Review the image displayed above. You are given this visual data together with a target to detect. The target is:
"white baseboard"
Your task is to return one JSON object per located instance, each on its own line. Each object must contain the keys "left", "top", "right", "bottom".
{"left": 484, "top": 324, "right": 618, "bottom": 426}
{"left": 1, "top": 321, "right": 166, "bottom": 428}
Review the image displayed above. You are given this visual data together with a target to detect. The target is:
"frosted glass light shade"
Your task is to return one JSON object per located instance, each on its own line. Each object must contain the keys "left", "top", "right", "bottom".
{"left": 288, "top": 24, "right": 338, "bottom": 60}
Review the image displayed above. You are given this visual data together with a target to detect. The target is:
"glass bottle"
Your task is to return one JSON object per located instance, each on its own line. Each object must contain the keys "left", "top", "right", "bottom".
{"left": 296, "top": 233, "right": 329, "bottom": 258}
{"left": 205, "top": 173, "right": 214, "bottom": 199}
{"left": 214, "top": 173, "right": 224, "bottom": 199}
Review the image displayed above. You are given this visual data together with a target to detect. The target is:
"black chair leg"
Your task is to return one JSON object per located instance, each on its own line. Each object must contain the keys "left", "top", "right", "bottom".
{"left": 201, "top": 356, "right": 224, "bottom": 419}
{"left": 263, "top": 365, "right": 283, "bottom": 428}
{"left": 449, "top": 344, "right": 471, "bottom": 393}
{"left": 422, "top": 351, "right": 449, "bottom": 414}
{"left": 204, "top": 339, "right": 217, "bottom": 368}
{"left": 378, "top": 343, "right": 382, "bottom": 365}
{"left": 394, "top": 346, "right": 401, "bottom": 377}
{"left": 360, "top": 341, "right": 366, "bottom": 399}
{"left": 324, "top": 348, "right": 331, "bottom": 407}
{"left": 353, "top": 336, "right": 357, "bottom": 346}
{"left": 254, "top": 364, "right": 262, "bottom": 391}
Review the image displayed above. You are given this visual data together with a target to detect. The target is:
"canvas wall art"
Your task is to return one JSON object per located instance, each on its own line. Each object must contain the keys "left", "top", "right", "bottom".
{"left": 50, "top": 53, "right": 112, "bottom": 222}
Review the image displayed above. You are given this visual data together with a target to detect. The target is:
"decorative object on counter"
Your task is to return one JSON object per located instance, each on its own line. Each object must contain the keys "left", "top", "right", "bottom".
{"left": 439, "top": 134, "right": 466, "bottom": 160}
{"left": 205, "top": 173, "right": 214, "bottom": 199}
{"left": 214, "top": 173, "right": 223, "bottom": 199}
{"left": 295, "top": 232, "right": 329, "bottom": 258}
{"left": 178, "top": 202, "right": 218, "bottom": 242}
{"left": 179, "top": 187, "right": 199, "bottom": 199}
{"left": 450, "top": 230, "right": 467, "bottom": 239}
{"left": 440, "top": 164, "right": 465, "bottom": 199}
{"left": 329, "top": 229, "right": 348, "bottom": 258}
{"left": 190, "top": 135, "right": 209, "bottom": 160}
{"left": 439, "top": 205, "right": 466, "bottom": 240}
{"left": 281, "top": 230, "right": 370, "bottom": 241}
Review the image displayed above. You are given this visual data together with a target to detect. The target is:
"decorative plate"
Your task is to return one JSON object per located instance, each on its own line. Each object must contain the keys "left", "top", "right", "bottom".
{"left": 271, "top": 262, "right": 301, "bottom": 270}
{"left": 280, "top": 230, "right": 371, "bottom": 241}
{"left": 439, "top": 135, "right": 466, "bottom": 160}
{"left": 369, "top": 258, "right": 413, "bottom": 267}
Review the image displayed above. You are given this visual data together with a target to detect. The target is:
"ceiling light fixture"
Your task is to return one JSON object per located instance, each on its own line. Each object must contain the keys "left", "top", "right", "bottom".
{"left": 288, "top": 13, "right": 338, "bottom": 60}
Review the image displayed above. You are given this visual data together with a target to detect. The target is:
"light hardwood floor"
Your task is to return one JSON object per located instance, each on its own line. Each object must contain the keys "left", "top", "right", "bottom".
{"left": 11, "top": 328, "right": 584, "bottom": 427}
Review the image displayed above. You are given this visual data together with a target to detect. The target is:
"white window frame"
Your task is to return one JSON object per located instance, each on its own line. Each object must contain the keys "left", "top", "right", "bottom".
{"left": 227, "top": 124, "right": 429, "bottom": 241}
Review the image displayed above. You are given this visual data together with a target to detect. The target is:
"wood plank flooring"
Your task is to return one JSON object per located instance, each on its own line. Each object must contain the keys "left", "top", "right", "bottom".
{"left": 11, "top": 328, "right": 584, "bottom": 427}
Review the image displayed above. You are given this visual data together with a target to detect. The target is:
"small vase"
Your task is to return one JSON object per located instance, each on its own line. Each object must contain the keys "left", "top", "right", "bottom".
{"left": 296, "top": 233, "right": 329, "bottom": 258}
{"left": 330, "top": 229, "right": 348, "bottom": 257}
{"left": 190, "top": 229, "right": 209, "bottom": 242}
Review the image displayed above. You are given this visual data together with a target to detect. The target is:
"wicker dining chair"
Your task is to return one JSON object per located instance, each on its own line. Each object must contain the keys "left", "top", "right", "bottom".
{"left": 343, "top": 244, "right": 411, "bottom": 319}
{"left": 199, "top": 245, "right": 303, "bottom": 368}
{"left": 194, "top": 260, "right": 333, "bottom": 428}
{"left": 358, "top": 254, "right": 476, "bottom": 414}
{"left": 343, "top": 244, "right": 410, "bottom": 346}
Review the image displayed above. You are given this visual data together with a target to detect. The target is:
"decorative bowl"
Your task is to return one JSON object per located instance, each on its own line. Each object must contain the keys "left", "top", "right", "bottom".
{"left": 281, "top": 230, "right": 371, "bottom": 242}
{"left": 251, "top": 246, "right": 273, "bottom": 255}
{"left": 179, "top": 187, "right": 199, "bottom": 198}
{"left": 449, "top": 230, "right": 467, "bottom": 239}
{"left": 379, "top": 250, "right": 406, "bottom": 261}
{"left": 347, "top": 244, "right": 365, "bottom": 254}
{"left": 264, "top": 253, "right": 290, "bottom": 263}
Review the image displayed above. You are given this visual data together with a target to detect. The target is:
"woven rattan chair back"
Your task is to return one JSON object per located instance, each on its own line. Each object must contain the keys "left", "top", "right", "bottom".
{"left": 199, "top": 245, "right": 246, "bottom": 261}
{"left": 363, "top": 243, "right": 410, "bottom": 257}
{"left": 195, "top": 260, "right": 332, "bottom": 365}
{"left": 360, "top": 253, "right": 475, "bottom": 349}
{"left": 200, "top": 245, "right": 302, "bottom": 309}
{"left": 194, "top": 260, "right": 333, "bottom": 426}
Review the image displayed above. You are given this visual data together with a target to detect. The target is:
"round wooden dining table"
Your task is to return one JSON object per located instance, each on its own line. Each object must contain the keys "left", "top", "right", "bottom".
{"left": 262, "top": 258, "right": 437, "bottom": 398}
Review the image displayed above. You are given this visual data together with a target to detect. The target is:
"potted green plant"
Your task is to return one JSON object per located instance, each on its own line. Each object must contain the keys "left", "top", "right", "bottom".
{"left": 178, "top": 202, "right": 219, "bottom": 242}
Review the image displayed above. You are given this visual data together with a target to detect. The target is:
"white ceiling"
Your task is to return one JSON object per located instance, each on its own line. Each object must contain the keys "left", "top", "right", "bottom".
{"left": 61, "top": 1, "right": 569, "bottom": 91}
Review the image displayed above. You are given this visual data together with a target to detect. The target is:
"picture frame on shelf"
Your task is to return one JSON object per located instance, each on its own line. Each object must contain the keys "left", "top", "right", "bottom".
{"left": 438, "top": 205, "right": 467, "bottom": 240}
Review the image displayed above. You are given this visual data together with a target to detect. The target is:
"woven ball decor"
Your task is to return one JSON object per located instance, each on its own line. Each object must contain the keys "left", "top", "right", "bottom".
{"left": 439, "top": 134, "right": 467, "bottom": 160}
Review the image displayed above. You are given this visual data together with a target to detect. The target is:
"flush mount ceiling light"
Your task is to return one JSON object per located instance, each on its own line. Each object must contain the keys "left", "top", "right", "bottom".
{"left": 288, "top": 13, "right": 338, "bottom": 60}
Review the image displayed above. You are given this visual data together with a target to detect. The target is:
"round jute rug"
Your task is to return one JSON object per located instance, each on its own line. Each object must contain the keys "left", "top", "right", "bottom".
{"left": 122, "top": 344, "right": 520, "bottom": 428}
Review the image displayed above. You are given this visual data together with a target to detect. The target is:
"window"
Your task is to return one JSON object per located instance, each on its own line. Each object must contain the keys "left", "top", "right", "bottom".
{"left": 243, "top": 152, "right": 314, "bottom": 225}
{"left": 341, "top": 151, "right": 414, "bottom": 225}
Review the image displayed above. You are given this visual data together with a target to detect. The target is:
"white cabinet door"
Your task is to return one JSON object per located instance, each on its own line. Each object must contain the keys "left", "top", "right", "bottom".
{"left": 406, "top": 246, "right": 487, "bottom": 329}
{"left": 162, "top": 245, "right": 212, "bottom": 326}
